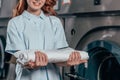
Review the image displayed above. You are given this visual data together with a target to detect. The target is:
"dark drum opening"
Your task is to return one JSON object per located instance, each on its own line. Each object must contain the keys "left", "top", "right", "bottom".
{"left": 75, "top": 40, "right": 120, "bottom": 80}
{"left": 0, "top": 37, "right": 4, "bottom": 77}
{"left": 98, "top": 56, "right": 120, "bottom": 80}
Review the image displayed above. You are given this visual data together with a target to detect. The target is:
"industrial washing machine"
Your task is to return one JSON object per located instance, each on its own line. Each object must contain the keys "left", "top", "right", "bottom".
{"left": 0, "top": 0, "right": 17, "bottom": 79}
{"left": 57, "top": 0, "right": 120, "bottom": 80}
{"left": 0, "top": 0, "right": 120, "bottom": 80}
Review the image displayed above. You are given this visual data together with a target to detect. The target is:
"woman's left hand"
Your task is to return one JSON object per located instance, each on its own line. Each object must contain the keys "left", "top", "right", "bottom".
{"left": 24, "top": 51, "right": 48, "bottom": 69}
{"left": 66, "top": 51, "right": 87, "bottom": 66}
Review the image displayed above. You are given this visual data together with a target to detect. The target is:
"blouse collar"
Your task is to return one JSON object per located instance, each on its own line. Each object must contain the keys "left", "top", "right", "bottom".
{"left": 22, "top": 10, "right": 47, "bottom": 20}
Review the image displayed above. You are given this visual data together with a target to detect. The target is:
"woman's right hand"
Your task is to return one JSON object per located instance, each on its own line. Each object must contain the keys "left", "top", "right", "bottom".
{"left": 24, "top": 51, "right": 48, "bottom": 69}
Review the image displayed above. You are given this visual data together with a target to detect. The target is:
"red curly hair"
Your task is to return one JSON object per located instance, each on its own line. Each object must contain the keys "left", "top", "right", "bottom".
{"left": 13, "top": 0, "right": 57, "bottom": 17}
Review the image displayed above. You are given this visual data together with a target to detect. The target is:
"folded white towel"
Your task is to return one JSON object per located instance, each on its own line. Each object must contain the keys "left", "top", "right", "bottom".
{"left": 13, "top": 47, "right": 89, "bottom": 65}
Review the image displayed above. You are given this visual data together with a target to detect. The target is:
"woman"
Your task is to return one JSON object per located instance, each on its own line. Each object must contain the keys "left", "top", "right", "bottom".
{"left": 5, "top": 0, "right": 87, "bottom": 80}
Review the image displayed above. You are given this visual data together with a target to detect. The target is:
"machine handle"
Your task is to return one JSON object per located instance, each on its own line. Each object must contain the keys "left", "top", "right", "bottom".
{"left": 65, "top": 73, "right": 88, "bottom": 80}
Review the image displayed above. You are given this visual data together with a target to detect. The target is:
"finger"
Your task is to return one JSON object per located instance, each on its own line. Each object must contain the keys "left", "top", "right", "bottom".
{"left": 71, "top": 52, "right": 76, "bottom": 65}
{"left": 70, "top": 52, "right": 79, "bottom": 65}
{"left": 74, "top": 51, "right": 78, "bottom": 61}
{"left": 30, "top": 61, "right": 35, "bottom": 68}
{"left": 75, "top": 51, "right": 81, "bottom": 64}
{"left": 28, "top": 61, "right": 34, "bottom": 68}
{"left": 24, "top": 60, "right": 31, "bottom": 67}
{"left": 43, "top": 54, "right": 48, "bottom": 65}
{"left": 77, "top": 51, "right": 81, "bottom": 60}
{"left": 24, "top": 61, "right": 35, "bottom": 69}
{"left": 66, "top": 61, "right": 73, "bottom": 66}
{"left": 72, "top": 52, "right": 76, "bottom": 62}
{"left": 38, "top": 51, "right": 47, "bottom": 66}
{"left": 35, "top": 51, "right": 40, "bottom": 66}
{"left": 40, "top": 53, "right": 44, "bottom": 66}
{"left": 71, "top": 52, "right": 75, "bottom": 62}
{"left": 41, "top": 53, "right": 46, "bottom": 65}
{"left": 79, "top": 60, "right": 88, "bottom": 64}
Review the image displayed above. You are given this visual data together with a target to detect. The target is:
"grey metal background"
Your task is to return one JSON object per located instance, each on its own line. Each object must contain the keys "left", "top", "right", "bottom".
{"left": 0, "top": 0, "right": 17, "bottom": 18}
{"left": 57, "top": 0, "right": 120, "bottom": 80}
{"left": 58, "top": 0, "right": 120, "bottom": 14}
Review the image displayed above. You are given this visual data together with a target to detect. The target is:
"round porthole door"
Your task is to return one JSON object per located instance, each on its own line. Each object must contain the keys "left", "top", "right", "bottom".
{"left": 76, "top": 40, "right": 120, "bottom": 80}
{"left": 0, "top": 36, "right": 5, "bottom": 78}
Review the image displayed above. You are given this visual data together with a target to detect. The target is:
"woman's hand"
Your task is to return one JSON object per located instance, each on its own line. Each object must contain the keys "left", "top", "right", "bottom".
{"left": 24, "top": 51, "right": 48, "bottom": 69}
{"left": 66, "top": 51, "right": 87, "bottom": 66}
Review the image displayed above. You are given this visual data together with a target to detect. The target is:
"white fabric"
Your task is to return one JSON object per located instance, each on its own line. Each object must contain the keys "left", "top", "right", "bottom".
{"left": 13, "top": 47, "right": 89, "bottom": 65}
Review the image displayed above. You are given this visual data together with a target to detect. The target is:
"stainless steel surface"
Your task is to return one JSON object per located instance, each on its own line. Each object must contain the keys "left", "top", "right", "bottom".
{"left": 58, "top": 0, "right": 120, "bottom": 14}
{"left": 0, "top": 0, "right": 17, "bottom": 18}
{"left": 64, "top": 16, "right": 120, "bottom": 48}
{"left": 63, "top": 15, "right": 120, "bottom": 80}
{"left": 1, "top": 0, "right": 120, "bottom": 16}
{"left": 0, "top": 0, "right": 2, "bottom": 8}
{"left": 0, "top": 18, "right": 9, "bottom": 38}
{"left": 57, "top": 0, "right": 120, "bottom": 80}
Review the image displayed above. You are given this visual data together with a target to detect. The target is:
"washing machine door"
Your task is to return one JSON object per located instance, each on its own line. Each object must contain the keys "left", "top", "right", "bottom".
{"left": 76, "top": 40, "right": 120, "bottom": 80}
{"left": 0, "top": 36, "right": 5, "bottom": 77}
{"left": 0, "top": 36, "right": 15, "bottom": 80}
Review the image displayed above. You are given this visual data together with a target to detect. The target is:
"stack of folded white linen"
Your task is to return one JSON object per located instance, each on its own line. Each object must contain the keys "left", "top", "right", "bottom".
{"left": 13, "top": 47, "right": 89, "bottom": 65}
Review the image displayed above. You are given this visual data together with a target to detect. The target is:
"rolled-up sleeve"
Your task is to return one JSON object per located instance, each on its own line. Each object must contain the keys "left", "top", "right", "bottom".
{"left": 5, "top": 20, "right": 25, "bottom": 54}
{"left": 54, "top": 18, "right": 68, "bottom": 49}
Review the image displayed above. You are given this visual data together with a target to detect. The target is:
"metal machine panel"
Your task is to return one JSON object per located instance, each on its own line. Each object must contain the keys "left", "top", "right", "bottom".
{"left": 57, "top": 0, "right": 120, "bottom": 14}
{"left": 65, "top": 16, "right": 120, "bottom": 48}
{"left": 0, "top": 0, "right": 17, "bottom": 18}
